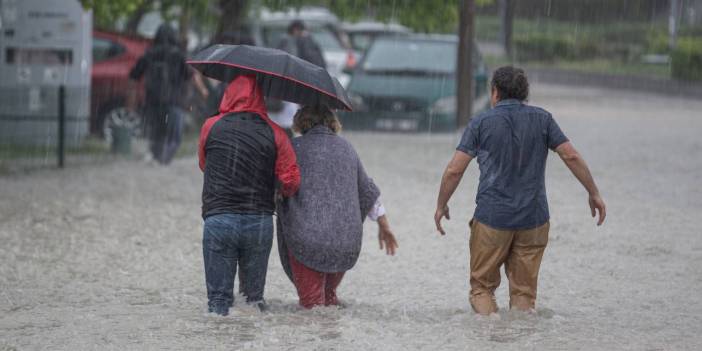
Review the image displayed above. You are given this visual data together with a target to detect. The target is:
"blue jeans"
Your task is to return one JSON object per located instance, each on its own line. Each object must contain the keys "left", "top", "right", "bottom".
{"left": 149, "top": 105, "right": 183, "bottom": 165}
{"left": 202, "top": 213, "right": 273, "bottom": 315}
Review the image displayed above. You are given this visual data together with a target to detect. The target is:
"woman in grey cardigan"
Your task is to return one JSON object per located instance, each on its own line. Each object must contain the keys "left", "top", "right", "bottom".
{"left": 277, "top": 105, "right": 398, "bottom": 309}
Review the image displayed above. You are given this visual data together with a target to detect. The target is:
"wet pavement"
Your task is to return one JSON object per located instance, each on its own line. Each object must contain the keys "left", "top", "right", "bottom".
{"left": 1, "top": 83, "right": 702, "bottom": 350}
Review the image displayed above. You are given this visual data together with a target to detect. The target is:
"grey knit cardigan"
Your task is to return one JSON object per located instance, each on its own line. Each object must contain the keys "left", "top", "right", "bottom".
{"left": 277, "top": 125, "right": 380, "bottom": 278}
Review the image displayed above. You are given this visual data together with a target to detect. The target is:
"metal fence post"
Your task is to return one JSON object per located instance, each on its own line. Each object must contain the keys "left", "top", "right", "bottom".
{"left": 58, "top": 85, "right": 65, "bottom": 168}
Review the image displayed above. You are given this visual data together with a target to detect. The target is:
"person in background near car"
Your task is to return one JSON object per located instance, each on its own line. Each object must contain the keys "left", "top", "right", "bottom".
{"left": 198, "top": 74, "right": 300, "bottom": 315}
{"left": 128, "top": 24, "right": 208, "bottom": 165}
{"left": 278, "top": 20, "right": 327, "bottom": 69}
{"left": 434, "top": 66, "right": 606, "bottom": 315}
{"left": 277, "top": 105, "right": 398, "bottom": 309}
{"left": 271, "top": 20, "right": 328, "bottom": 136}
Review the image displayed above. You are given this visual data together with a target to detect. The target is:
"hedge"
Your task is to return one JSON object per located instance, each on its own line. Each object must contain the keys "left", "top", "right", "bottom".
{"left": 514, "top": 33, "right": 602, "bottom": 62}
{"left": 671, "top": 37, "right": 702, "bottom": 81}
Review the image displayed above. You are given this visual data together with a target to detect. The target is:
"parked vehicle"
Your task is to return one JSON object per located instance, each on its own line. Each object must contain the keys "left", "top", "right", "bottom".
{"left": 342, "top": 21, "right": 411, "bottom": 53}
{"left": 339, "top": 35, "right": 489, "bottom": 132}
{"left": 90, "top": 30, "right": 149, "bottom": 139}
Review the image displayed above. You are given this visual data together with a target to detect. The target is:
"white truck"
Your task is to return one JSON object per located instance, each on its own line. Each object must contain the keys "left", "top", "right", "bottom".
{"left": 0, "top": 0, "right": 92, "bottom": 146}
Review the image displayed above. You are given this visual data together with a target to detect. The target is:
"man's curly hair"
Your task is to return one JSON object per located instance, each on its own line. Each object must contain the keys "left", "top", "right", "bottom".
{"left": 491, "top": 66, "right": 529, "bottom": 101}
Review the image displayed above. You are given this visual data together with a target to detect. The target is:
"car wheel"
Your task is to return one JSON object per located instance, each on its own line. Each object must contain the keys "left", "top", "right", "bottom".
{"left": 102, "top": 107, "right": 142, "bottom": 145}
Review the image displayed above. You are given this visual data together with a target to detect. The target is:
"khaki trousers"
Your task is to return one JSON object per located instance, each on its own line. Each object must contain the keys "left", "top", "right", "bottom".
{"left": 469, "top": 219, "right": 549, "bottom": 315}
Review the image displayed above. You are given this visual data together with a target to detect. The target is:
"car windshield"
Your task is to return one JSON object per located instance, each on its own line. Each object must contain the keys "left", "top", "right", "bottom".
{"left": 349, "top": 33, "right": 374, "bottom": 51}
{"left": 362, "top": 39, "right": 456, "bottom": 74}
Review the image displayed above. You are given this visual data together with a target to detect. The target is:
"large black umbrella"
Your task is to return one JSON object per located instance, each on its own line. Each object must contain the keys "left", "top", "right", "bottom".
{"left": 188, "top": 44, "right": 352, "bottom": 111}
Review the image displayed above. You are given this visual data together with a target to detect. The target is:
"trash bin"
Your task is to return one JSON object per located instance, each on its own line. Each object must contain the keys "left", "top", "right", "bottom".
{"left": 111, "top": 126, "right": 132, "bottom": 155}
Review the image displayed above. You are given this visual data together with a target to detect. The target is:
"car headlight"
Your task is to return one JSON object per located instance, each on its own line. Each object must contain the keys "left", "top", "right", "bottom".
{"left": 429, "top": 95, "right": 456, "bottom": 115}
{"left": 348, "top": 92, "right": 368, "bottom": 112}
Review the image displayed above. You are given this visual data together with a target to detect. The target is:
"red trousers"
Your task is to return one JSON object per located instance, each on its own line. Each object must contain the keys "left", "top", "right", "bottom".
{"left": 288, "top": 251, "right": 345, "bottom": 309}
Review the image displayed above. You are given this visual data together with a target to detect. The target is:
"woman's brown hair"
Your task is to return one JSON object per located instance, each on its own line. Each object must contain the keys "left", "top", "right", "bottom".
{"left": 292, "top": 105, "right": 342, "bottom": 134}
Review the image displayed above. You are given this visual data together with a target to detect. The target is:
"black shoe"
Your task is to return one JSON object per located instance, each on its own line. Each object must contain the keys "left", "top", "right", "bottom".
{"left": 249, "top": 300, "right": 269, "bottom": 313}
{"left": 208, "top": 305, "right": 229, "bottom": 316}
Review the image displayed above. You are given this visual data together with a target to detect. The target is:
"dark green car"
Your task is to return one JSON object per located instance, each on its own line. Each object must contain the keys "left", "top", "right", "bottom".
{"left": 339, "top": 35, "right": 488, "bottom": 132}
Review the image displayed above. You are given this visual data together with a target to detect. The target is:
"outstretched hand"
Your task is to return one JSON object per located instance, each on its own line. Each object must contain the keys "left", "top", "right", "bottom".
{"left": 378, "top": 222, "right": 398, "bottom": 256}
{"left": 434, "top": 205, "right": 450, "bottom": 235}
{"left": 589, "top": 194, "right": 606, "bottom": 226}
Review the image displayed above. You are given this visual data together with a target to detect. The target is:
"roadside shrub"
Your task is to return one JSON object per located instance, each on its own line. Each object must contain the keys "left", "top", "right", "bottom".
{"left": 646, "top": 30, "right": 671, "bottom": 54}
{"left": 572, "top": 37, "right": 600, "bottom": 59}
{"left": 514, "top": 33, "right": 604, "bottom": 62}
{"left": 598, "top": 42, "right": 644, "bottom": 62}
{"left": 679, "top": 26, "right": 702, "bottom": 37}
{"left": 671, "top": 37, "right": 702, "bottom": 81}
{"left": 514, "top": 33, "right": 574, "bottom": 61}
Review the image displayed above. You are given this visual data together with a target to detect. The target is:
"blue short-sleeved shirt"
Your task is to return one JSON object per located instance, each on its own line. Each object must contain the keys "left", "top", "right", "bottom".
{"left": 457, "top": 99, "right": 568, "bottom": 230}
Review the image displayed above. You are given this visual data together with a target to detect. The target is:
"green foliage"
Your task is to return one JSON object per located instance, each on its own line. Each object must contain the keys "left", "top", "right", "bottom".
{"left": 645, "top": 30, "right": 670, "bottom": 55}
{"left": 679, "top": 26, "right": 702, "bottom": 37}
{"left": 83, "top": 0, "right": 467, "bottom": 36}
{"left": 671, "top": 37, "right": 702, "bottom": 81}
{"left": 513, "top": 33, "right": 573, "bottom": 61}
{"left": 80, "top": 0, "right": 155, "bottom": 30}
{"left": 514, "top": 30, "right": 651, "bottom": 63}
{"left": 80, "top": 0, "right": 215, "bottom": 33}
{"left": 514, "top": 31, "right": 651, "bottom": 63}
{"left": 477, "top": 15, "right": 665, "bottom": 63}
{"left": 476, "top": 0, "right": 669, "bottom": 23}
{"left": 261, "top": 0, "right": 461, "bottom": 33}
{"left": 79, "top": 0, "right": 500, "bottom": 37}
{"left": 485, "top": 54, "right": 671, "bottom": 78}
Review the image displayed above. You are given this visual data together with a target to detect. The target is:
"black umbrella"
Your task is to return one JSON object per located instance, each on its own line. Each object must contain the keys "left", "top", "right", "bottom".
{"left": 188, "top": 44, "right": 352, "bottom": 111}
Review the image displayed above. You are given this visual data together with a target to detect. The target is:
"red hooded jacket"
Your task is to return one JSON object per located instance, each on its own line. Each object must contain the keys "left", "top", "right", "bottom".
{"left": 198, "top": 75, "right": 300, "bottom": 217}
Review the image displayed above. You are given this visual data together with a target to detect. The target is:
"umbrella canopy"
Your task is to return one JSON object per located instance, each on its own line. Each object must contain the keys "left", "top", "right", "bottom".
{"left": 188, "top": 44, "right": 352, "bottom": 111}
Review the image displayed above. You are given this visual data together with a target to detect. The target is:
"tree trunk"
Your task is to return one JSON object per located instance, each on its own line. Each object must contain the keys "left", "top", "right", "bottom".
{"left": 456, "top": 0, "right": 475, "bottom": 129}
{"left": 669, "top": 0, "right": 681, "bottom": 49}
{"left": 179, "top": 3, "right": 191, "bottom": 50}
{"left": 124, "top": 0, "right": 153, "bottom": 35}
{"left": 215, "top": 0, "right": 249, "bottom": 43}
{"left": 499, "top": 0, "right": 514, "bottom": 59}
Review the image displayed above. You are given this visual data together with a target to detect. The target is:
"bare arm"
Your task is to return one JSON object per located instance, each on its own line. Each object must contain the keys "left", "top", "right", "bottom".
{"left": 126, "top": 80, "right": 138, "bottom": 112}
{"left": 367, "top": 199, "right": 398, "bottom": 255}
{"left": 555, "top": 141, "right": 606, "bottom": 225}
{"left": 434, "top": 151, "right": 474, "bottom": 235}
{"left": 192, "top": 71, "right": 209, "bottom": 99}
{"left": 127, "top": 55, "right": 147, "bottom": 112}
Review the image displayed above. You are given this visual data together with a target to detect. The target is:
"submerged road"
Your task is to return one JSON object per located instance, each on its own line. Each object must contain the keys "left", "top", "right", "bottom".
{"left": 1, "top": 83, "right": 702, "bottom": 350}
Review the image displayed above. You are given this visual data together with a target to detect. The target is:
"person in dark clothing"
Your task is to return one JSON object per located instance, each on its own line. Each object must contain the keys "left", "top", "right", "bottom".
{"left": 198, "top": 74, "right": 300, "bottom": 315}
{"left": 434, "top": 66, "right": 606, "bottom": 315}
{"left": 277, "top": 20, "right": 327, "bottom": 69}
{"left": 129, "top": 24, "right": 206, "bottom": 164}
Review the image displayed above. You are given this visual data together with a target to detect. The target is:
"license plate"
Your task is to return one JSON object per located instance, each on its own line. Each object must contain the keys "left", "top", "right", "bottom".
{"left": 375, "top": 119, "right": 419, "bottom": 131}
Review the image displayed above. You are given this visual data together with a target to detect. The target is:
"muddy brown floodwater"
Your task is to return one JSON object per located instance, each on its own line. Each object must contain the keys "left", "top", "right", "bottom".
{"left": 1, "top": 83, "right": 702, "bottom": 350}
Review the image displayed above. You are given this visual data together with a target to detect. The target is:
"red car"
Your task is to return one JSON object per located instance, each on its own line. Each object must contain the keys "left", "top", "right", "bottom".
{"left": 90, "top": 30, "right": 150, "bottom": 138}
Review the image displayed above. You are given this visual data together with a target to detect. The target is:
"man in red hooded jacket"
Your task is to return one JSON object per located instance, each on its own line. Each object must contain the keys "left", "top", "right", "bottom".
{"left": 198, "top": 75, "right": 300, "bottom": 315}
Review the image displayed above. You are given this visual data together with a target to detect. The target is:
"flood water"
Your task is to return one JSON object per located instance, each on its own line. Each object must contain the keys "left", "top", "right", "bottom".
{"left": 1, "top": 83, "right": 702, "bottom": 350}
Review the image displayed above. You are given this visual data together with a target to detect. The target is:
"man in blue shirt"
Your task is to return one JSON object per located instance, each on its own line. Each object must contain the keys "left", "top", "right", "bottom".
{"left": 434, "top": 66, "right": 606, "bottom": 315}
